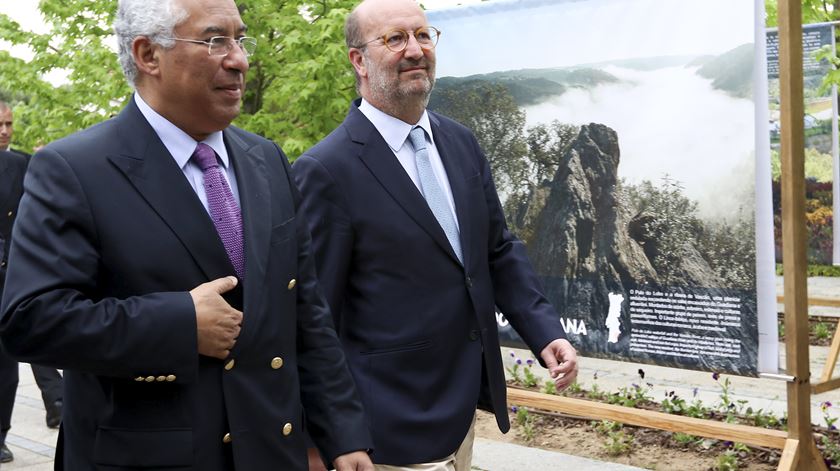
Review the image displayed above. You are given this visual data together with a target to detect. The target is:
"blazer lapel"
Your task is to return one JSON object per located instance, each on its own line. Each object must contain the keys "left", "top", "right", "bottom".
{"left": 224, "top": 129, "right": 270, "bottom": 333}
{"left": 430, "top": 114, "right": 472, "bottom": 268}
{"left": 346, "top": 105, "right": 461, "bottom": 265}
{"left": 106, "top": 101, "right": 234, "bottom": 282}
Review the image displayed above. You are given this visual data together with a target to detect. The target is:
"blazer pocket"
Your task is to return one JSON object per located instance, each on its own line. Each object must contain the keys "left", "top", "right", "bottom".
{"left": 361, "top": 340, "right": 432, "bottom": 356}
{"left": 94, "top": 427, "right": 192, "bottom": 467}
{"left": 270, "top": 217, "right": 295, "bottom": 245}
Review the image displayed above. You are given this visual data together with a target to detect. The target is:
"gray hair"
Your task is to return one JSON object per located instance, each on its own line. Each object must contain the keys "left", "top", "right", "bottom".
{"left": 113, "top": 0, "right": 189, "bottom": 87}
{"left": 345, "top": 6, "right": 365, "bottom": 93}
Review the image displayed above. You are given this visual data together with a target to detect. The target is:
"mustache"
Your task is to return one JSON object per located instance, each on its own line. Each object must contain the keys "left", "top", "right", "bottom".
{"left": 398, "top": 59, "right": 430, "bottom": 72}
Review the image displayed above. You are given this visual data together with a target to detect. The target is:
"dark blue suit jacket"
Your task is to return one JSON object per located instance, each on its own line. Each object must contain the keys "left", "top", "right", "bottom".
{"left": 0, "top": 100, "right": 371, "bottom": 470}
{"left": 293, "top": 100, "right": 565, "bottom": 464}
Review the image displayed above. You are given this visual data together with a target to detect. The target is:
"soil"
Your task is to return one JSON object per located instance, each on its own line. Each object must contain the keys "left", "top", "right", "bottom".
{"left": 778, "top": 314, "right": 838, "bottom": 347}
{"left": 473, "top": 409, "right": 781, "bottom": 470}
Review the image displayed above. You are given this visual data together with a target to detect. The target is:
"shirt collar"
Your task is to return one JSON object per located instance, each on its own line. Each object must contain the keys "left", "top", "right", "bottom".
{"left": 358, "top": 98, "right": 434, "bottom": 152}
{"left": 134, "top": 93, "right": 229, "bottom": 169}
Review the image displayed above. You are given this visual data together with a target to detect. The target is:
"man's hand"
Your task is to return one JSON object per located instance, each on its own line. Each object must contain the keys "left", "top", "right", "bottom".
{"left": 333, "top": 450, "right": 374, "bottom": 471}
{"left": 539, "top": 338, "right": 578, "bottom": 391}
{"left": 190, "top": 276, "right": 242, "bottom": 359}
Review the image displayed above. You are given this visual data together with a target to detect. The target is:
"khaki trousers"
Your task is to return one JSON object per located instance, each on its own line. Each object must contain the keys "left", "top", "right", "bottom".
{"left": 374, "top": 414, "right": 476, "bottom": 471}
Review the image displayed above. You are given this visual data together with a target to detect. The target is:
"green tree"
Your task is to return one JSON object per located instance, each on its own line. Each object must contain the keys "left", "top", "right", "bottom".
{"left": 765, "top": 0, "right": 840, "bottom": 27}
{"left": 429, "top": 81, "right": 529, "bottom": 198}
{"left": 0, "top": 0, "right": 356, "bottom": 158}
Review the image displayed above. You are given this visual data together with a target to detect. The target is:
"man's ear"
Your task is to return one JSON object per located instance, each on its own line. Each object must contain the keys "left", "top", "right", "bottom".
{"left": 348, "top": 48, "right": 367, "bottom": 79}
{"left": 132, "top": 36, "right": 162, "bottom": 77}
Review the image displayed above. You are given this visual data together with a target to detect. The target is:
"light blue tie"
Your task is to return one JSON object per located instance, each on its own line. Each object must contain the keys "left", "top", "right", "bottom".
{"left": 408, "top": 126, "right": 463, "bottom": 264}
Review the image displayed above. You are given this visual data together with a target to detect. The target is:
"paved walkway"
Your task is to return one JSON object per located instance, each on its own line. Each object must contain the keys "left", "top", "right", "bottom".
{"left": 3, "top": 276, "right": 840, "bottom": 470}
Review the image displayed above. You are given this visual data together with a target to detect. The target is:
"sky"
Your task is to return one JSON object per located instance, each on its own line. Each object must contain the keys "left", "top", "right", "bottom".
{"left": 428, "top": 0, "right": 755, "bottom": 77}
{"left": 0, "top": 0, "right": 483, "bottom": 61}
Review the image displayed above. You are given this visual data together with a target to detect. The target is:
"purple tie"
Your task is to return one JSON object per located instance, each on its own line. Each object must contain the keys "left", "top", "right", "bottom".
{"left": 191, "top": 143, "right": 245, "bottom": 279}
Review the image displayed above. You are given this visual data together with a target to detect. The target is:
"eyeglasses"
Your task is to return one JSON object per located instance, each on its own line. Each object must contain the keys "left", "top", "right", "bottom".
{"left": 163, "top": 36, "right": 257, "bottom": 57}
{"left": 355, "top": 26, "right": 440, "bottom": 52}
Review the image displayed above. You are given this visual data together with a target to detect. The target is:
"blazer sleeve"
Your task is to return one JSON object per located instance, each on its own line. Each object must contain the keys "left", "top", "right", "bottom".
{"left": 0, "top": 148, "right": 198, "bottom": 382}
{"left": 280, "top": 149, "right": 373, "bottom": 459}
{"left": 471, "top": 133, "right": 569, "bottom": 355}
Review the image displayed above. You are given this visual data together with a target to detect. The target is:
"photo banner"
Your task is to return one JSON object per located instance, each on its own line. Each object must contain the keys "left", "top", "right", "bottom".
{"left": 427, "top": 0, "right": 777, "bottom": 376}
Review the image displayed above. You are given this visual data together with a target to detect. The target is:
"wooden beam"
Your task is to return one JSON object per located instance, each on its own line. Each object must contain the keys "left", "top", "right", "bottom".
{"left": 776, "top": 295, "right": 840, "bottom": 308}
{"left": 818, "top": 319, "right": 840, "bottom": 382}
{"left": 812, "top": 375, "right": 840, "bottom": 395}
{"left": 777, "top": 439, "right": 800, "bottom": 471}
{"left": 778, "top": 0, "right": 828, "bottom": 467}
{"left": 507, "top": 388, "right": 787, "bottom": 449}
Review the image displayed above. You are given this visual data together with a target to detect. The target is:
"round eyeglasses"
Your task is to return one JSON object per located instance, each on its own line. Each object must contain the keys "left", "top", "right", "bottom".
{"left": 354, "top": 27, "right": 440, "bottom": 52}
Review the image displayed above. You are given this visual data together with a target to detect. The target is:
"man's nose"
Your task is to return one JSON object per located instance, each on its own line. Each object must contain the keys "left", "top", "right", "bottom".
{"left": 403, "top": 34, "right": 425, "bottom": 60}
{"left": 223, "top": 43, "right": 250, "bottom": 74}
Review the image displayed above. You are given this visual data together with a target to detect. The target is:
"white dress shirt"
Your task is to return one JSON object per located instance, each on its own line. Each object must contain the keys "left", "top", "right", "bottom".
{"left": 134, "top": 93, "right": 241, "bottom": 212}
{"left": 358, "top": 99, "right": 459, "bottom": 229}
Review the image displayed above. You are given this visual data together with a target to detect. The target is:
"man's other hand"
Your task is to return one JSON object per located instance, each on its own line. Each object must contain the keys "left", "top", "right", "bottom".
{"left": 190, "top": 276, "right": 242, "bottom": 359}
{"left": 539, "top": 338, "right": 579, "bottom": 391}
{"left": 333, "top": 450, "right": 374, "bottom": 471}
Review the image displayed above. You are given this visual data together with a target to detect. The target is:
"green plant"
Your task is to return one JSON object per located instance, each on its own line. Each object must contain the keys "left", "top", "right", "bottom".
{"left": 814, "top": 322, "right": 834, "bottom": 341}
{"left": 594, "top": 420, "right": 622, "bottom": 435}
{"left": 522, "top": 359, "right": 541, "bottom": 389}
{"left": 715, "top": 449, "right": 739, "bottom": 470}
{"left": 821, "top": 434, "right": 840, "bottom": 467}
{"left": 604, "top": 430, "right": 632, "bottom": 456}
{"left": 541, "top": 380, "right": 557, "bottom": 395}
{"left": 512, "top": 406, "right": 536, "bottom": 444}
{"left": 608, "top": 382, "right": 653, "bottom": 408}
{"left": 563, "top": 380, "right": 583, "bottom": 395}
{"left": 672, "top": 432, "right": 699, "bottom": 446}
{"left": 587, "top": 372, "right": 605, "bottom": 400}
{"left": 745, "top": 407, "right": 782, "bottom": 428}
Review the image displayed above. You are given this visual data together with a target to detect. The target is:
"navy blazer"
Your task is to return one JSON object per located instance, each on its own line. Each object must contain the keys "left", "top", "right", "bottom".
{"left": 0, "top": 100, "right": 371, "bottom": 470}
{"left": 293, "top": 100, "right": 565, "bottom": 465}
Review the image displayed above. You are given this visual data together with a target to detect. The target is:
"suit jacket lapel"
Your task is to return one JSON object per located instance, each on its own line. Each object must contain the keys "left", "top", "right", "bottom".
{"left": 225, "top": 129, "right": 270, "bottom": 329}
{"left": 346, "top": 104, "right": 461, "bottom": 265}
{"left": 106, "top": 101, "right": 234, "bottom": 282}
{"left": 430, "top": 113, "right": 472, "bottom": 268}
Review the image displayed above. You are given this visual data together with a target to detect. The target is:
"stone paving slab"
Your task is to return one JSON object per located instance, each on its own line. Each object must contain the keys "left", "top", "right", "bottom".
{"left": 472, "top": 438, "right": 645, "bottom": 471}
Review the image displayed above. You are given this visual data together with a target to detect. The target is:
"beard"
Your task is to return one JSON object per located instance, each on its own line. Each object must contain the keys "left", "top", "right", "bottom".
{"left": 366, "top": 53, "right": 436, "bottom": 111}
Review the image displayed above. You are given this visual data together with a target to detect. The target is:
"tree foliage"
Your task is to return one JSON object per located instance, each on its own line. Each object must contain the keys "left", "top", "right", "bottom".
{"left": 0, "top": 0, "right": 357, "bottom": 158}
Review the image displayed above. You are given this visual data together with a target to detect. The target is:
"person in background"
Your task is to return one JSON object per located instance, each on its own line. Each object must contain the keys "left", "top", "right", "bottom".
{"left": 293, "top": 0, "right": 578, "bottom": 469}
{"left": 0, "top": 0, "right": 373, "bottom": 469}
{"left": 0, "top": 104, "right": 64, "bottom": 467}
{"left": 0, "top": 149, "right": 27, "bottom": 464}
{"left": 0, "top": 102, "right": 30, "bottom": 160}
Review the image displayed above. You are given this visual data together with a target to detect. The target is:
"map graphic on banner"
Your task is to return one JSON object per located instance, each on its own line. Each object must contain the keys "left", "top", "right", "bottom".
{"left": 427, "top": 0, "right": 776, "bottom": 376}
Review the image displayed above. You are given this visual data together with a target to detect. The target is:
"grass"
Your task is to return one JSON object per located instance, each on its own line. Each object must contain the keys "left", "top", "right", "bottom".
{"left": 776, "top": 263, "right": 840, "bottom": 277}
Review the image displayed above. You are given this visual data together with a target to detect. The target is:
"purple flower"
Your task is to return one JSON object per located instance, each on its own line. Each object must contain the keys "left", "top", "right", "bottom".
{"left": 712, "top": 372, "right": 720, "bottom": 381}
{"left": 831, "top": 425, "right": 837, "bottom": 431}
{"left": 526, "top": 359, "right": 534, "bottom": 366}
{"left": 723, "top": 440, "right": 733, "bottom": 448}
{"left": 516, "top": 359, "right": 522, "bottom": 365}
{"left": 632, "top": 383, "right": 639, "bottom": 390}
{"left": 511, "top": 406, "right": 518, "bottom": 413}
{"left": 821, "top": 401, "right": 833, "bottom": 409}
{"left": 510, "top": 351, "right": 515, "bottom": 357}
